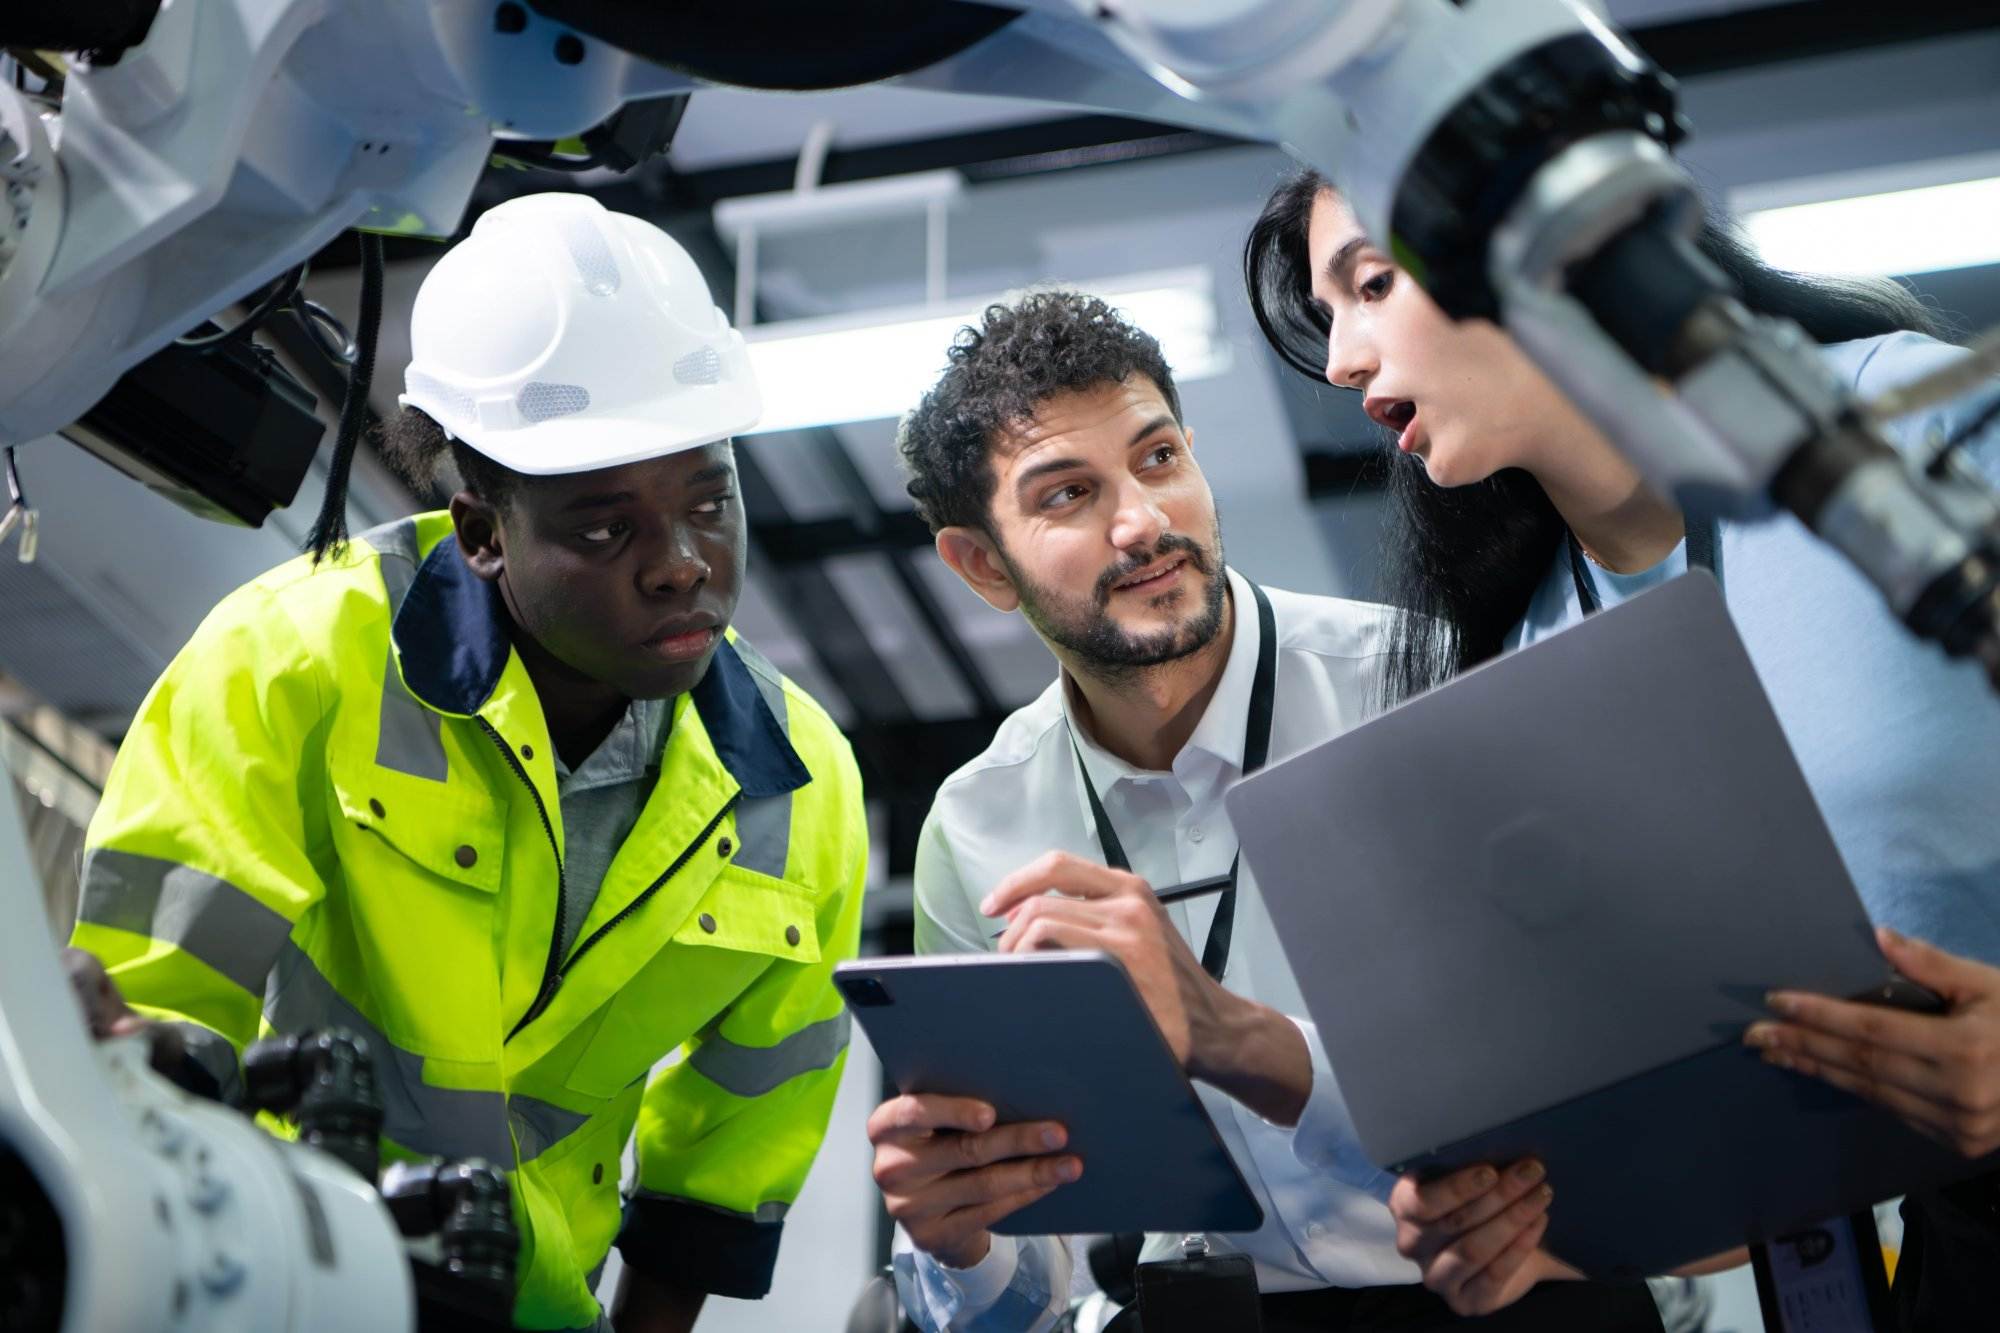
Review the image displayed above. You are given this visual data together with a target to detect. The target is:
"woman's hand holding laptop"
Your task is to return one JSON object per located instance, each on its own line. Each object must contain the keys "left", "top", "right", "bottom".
{"left": 1392, "top": 922, "right": 2000, "bottom": 1316}
{"left": 1747, "top": 925, "right": 2000, "bottom": 1160}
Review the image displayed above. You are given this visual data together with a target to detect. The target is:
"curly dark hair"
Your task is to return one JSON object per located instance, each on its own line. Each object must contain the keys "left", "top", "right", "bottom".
{"left": 898, "top": 289, "right": 1184, "bottom": 535}
{"left": 375, "top": 406, "right": 527, "bottom": 508}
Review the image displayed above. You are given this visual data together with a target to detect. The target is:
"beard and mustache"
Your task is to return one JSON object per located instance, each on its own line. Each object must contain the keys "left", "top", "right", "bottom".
{"left": 1000, "top": 524, "right": 1228, "bottom": 683}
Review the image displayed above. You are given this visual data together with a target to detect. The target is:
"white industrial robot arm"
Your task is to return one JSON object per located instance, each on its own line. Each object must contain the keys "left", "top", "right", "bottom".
{"left": 6, "top": 0, "right": 1995, "bottom": 679}
{"left": 0, "top": 768, "right": 417, "bottom": 1332}
{"left": 0, "top": 0, "right": 699, "bottom": 447}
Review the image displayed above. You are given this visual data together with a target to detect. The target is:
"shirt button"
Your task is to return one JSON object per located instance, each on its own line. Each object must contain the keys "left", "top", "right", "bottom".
{"left": 785, "top": 925, "right": 801, "bottom": 947}
{"left": 1307, "top": 1221, "right": 1326, "bottom": 1241}
{"left": 1189, "top": 825, "right": 1205, "bottom": 843}
{"left": 454, "top": 845, "right": 478, "bottom": 868}
{"left": 699, "top": 913, "right": 717, "bottom": 933}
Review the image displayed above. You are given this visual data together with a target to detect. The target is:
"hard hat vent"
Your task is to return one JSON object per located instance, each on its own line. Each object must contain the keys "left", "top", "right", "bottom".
{"left": 407, "top": 370, "right": 477, "bottom": 428}
{"left": 559, "top": 215, "right": 622, "bottom": 296}
{"left": 673, "top": 346, "right": 723, "bottom": 386}
{"left": 518, "top": 381, "right": 592, "bottom": 424}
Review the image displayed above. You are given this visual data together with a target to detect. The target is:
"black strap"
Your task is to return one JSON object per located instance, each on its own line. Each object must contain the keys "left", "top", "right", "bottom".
{"left": 1567, "top": 515, "right": 1719, "bottom": 617}
{"left": 1070, "top": 579, "right": 1278, "bottom": 981}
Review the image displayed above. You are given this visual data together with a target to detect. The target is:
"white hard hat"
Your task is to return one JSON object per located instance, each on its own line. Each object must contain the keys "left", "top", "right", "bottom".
{"left": 400, "top": 193, "right": 760, "bottom": 476}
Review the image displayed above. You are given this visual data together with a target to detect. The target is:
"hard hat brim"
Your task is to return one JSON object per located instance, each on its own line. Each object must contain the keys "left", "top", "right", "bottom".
{"left": 424, "top": 401, "right": 764, "bottom": 478}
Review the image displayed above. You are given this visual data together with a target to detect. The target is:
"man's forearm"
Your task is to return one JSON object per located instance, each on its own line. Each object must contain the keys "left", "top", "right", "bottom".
{"left": 1189, "top": 993, "right": 1312, "bottom": 1126}
{"left": 614, "top": 1266, "right": 707, "bottom": 1333}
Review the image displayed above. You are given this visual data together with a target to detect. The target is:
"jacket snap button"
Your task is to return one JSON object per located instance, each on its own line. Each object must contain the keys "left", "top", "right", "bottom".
{"left": 368, "top": 798, "right": 385, "bottom": 819}
{"left": 699, "top": 913, "right": 716, "bottom": 933}
{"left": 717, "top": 837, "right": 733, "bottom": 858}
{"left": 455, "top": 845, "right": 478, "bottom": 868}
{"left": 521, "top": 743, "right": 534, "bottom": 761}
{"left": 592, "top": 1163, "right": 604, "bottom": 1185}
{"left": 785, "top": 925, "right": 801, "bottom": 947}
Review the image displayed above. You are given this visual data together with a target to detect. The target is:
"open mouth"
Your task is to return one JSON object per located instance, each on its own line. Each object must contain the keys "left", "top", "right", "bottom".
{"left": 1365, "top": 396, "right": 1423, "bottom": 453}
{"left": 1384, "top": 403, "right": 1421, "bottom": 452}
{"left": 1111, "top": 556, "right": 1188, "bottom": 595}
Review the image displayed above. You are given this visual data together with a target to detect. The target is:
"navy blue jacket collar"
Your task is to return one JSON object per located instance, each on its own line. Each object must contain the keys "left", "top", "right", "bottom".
{"left": 391, "top": 539, "right": 809, "bottom": 799}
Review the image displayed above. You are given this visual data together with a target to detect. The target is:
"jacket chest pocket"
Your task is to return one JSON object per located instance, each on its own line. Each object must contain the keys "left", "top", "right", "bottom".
{"left": 560, "top": 870, "right": 823, "bottom": 1099}
{"left": 331, "top": 765, "right": 505, "bottom": 897}
{"left": 671, "top": 867, "right": 822, "bottom": 964}
{"left": 322, "top": 767, "right": 506, "bottom": 1064}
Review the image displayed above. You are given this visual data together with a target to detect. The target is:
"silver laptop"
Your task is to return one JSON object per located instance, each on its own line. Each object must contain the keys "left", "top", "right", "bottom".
{"left": 1225, "top": 571, "right": 1985, "bottom": 1277}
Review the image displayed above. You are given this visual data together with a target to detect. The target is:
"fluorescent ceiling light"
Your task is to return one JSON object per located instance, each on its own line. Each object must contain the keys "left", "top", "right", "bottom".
{"left": 1741, "top": 175, "right": 2000, "bottom": 278}
{"left": 741, "top": 268, "right": 1229, "bottom": 437}
{"left": 715, "top": 170, "right": 964, "bottom": 238}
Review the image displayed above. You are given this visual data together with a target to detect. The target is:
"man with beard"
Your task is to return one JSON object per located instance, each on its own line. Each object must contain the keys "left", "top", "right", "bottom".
{"left": 868, "top": 291, "right": 1659, "bottom": 1333}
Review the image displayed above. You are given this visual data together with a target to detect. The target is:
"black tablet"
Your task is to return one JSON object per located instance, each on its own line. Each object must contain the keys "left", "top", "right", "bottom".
{"left": 836, "top": 951, "right": 1264, "bottom": 1237}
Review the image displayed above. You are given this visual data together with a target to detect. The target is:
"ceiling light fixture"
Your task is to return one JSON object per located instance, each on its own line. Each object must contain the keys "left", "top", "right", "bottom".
{"left": 740, "top": 268, "right": 1228, "bottom": 436}
{"left": 1736, "top": 158, "right": 2000, "bottom": 278}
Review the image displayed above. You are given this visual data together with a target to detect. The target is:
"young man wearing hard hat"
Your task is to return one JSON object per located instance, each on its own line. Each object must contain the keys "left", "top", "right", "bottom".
{"left": 64, "top": 194, "right": 868, "bottom": 1332}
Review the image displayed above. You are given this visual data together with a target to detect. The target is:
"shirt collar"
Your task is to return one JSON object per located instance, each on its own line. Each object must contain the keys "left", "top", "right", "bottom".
{"left": 391, "top": 538, "right": 810, "bottom": 799}
{"left": 1059, "top": 566, "right": 1259, "bottom": 787}
{"left": 554, "top": 695, "right": 672, "bottom": 791}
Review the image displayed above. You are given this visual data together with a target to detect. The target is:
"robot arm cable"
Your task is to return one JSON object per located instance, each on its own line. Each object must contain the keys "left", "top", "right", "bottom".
{"left": 172, "top": 263, "right": 309, "bottom": 351}
{"left": 304, "top": 233, "right": 383, "bottom": 564}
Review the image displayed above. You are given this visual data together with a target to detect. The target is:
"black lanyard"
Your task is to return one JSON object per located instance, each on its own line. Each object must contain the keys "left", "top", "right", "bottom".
{"left": 1069, "top": 579, "right": 1278, "bottom": 982}
{"left": 1567, "top": 515, "right": 1718, "bottom": 615}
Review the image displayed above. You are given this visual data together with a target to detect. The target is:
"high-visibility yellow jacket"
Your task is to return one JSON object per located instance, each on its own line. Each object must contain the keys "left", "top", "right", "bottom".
{"left": 71, "top": 513, "right": 868, "bottom": 1329}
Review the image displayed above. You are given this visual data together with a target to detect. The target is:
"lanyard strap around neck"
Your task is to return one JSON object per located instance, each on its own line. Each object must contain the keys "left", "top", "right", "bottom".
{"left": 1567, "top": 514, "right": 1718, "bottom": 617}
{"left": 1069, "top": 579, "right": 1278, "bottom": 982}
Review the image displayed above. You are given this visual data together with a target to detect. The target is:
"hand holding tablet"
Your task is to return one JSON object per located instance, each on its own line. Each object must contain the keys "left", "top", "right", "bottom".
{"left": 840, "top": 952, "right": 1264, "bottom": 1239}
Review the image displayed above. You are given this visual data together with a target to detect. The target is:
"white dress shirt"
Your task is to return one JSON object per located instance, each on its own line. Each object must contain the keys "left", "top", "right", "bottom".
{"left": 895, "top": 568, "right": 1421, "bottom": 1331}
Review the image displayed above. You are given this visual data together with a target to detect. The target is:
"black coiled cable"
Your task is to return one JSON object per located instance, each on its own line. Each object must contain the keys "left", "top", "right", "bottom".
{"left": 305, "top": 231, "right": 383, "bottom": 563}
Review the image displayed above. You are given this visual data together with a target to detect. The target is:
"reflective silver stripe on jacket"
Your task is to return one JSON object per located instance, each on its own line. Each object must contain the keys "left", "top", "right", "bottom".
{"left": 511, "top": 1093, "right": 593, "bottom": 1162}
{"left": 730, "top": 637, "right": 791, "bottom": 739}
{"left": 732, "top": 793, "right": 791, "bottom": 878}
{"left": 265, "top": 943, "right": 594, "bottom": 1164}
{"left": 726, "top": 638, "right": 794, "bottom": 878}
{"left": 78, "top": 849, "right": 293, "bottom": 996}
{"left": 366, "top": 519, "right": 450, "bottom": 781}
{"left": 376, "top": 650, "right": 448, "bottom": 781}
{"left": 687, "top": 1011, "right": 850, "bottom": 1100}
{"left": 361, "top": 516, "right": 425, "bottom": 610}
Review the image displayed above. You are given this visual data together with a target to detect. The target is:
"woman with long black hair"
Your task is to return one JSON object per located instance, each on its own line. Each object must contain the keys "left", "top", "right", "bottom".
{"left": 1245, "top": 169, "right": 2000, "bottom": 1329}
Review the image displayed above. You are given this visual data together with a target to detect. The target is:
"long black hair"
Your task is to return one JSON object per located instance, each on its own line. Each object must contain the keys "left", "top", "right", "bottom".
{"left": 1245, "top": 167, "right": 1953, "bottom": 707}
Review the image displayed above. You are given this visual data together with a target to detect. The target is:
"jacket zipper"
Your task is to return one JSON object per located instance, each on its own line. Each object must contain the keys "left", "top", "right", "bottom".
{"left": 480, "top": 719, "right": 570, "bottom": 1042}
{"left": 503, "top": 778, "right": 741, "bottom": 1042}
